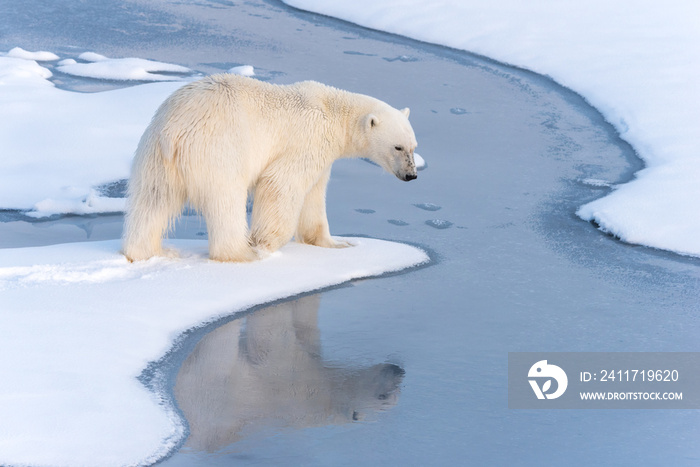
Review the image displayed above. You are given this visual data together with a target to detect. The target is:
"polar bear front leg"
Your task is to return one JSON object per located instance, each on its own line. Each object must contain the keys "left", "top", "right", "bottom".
{"left": 295, "top": 167, "right": 350, "bottom": 248}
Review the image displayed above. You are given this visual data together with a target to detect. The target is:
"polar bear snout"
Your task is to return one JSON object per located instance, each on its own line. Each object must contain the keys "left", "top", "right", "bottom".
{"left": 396, "top": 155, "right": 418, "bottom": 181}
{"left": 387, "top": 159, "right": 417, "bottom": 182}
{"left": 392, "top": 149, "right": 417, "bottom": 182}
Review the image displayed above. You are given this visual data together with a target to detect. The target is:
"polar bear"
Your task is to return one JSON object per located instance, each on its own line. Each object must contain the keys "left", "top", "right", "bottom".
{"left": 122, "top": 74, "right": 418, "bottom": 262}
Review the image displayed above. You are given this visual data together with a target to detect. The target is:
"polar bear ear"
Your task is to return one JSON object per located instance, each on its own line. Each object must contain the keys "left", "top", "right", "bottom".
{"left": 365, "top": 114, "right": 378, "bottom": 130}
{"left": 401, "top": 107, "right": 410, "bottom": 119}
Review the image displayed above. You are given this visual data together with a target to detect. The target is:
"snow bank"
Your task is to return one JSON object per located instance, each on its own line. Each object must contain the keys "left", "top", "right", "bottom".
{"left": 7, "top": 46, "right": 59, "bottom": 61}
{"left": 0, "top": 51, "right": 186, "bottom": 216}
{"left": 0, "top": 56, "right": 53, "bottom": 86}
{"left": 57, "top": 51, "right": 192, "bottom": 81}
{"left": 282, "top": 0, "right": 700, "bottom": 257}
{"left": 0, "top": 237, "right": 428, "bottom": 466}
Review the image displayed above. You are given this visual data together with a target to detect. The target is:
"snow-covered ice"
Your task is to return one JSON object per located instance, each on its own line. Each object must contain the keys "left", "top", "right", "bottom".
{"left": 228, "top": 65, "right": 255, "bottom": 76}
{"left": 282, "top": 0, "right": 700, "bottom": 256}
{"left": 57, "top": 51, "right": 192, "bottom": 81}
{"left": 0, "top": 48, "right": 197, "bottom": 219}
{"left": 0, "top": 237, "right": 428, "bottom": 466}
{"left": 413, "top": 152, "right": 425, "bottom": 169}
{"left": 0, "top": 50, "right": 187, "bottom": 216}
{"left": 0, "top": 56, "right": 53, "bottom": 85}
{"left": 7, "top": 46, "right": 59, "bottom": 62}
{"left": 78, "top": 52, "right": 109, "bottom": 62}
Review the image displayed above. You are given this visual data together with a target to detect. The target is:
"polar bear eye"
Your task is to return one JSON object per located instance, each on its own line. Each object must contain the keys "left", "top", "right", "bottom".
{"left": 394, "top": 145, "right": 404, "bottom": 151}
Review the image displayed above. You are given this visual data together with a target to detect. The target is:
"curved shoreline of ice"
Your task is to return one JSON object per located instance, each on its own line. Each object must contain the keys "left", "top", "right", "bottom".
{"left": 0, "top": 237, "right": 429, "bottom": 466}
{"left": 281, "top": 0, "right": 700, "bottom": 258}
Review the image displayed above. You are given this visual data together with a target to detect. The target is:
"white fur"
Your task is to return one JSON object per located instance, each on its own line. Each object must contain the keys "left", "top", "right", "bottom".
{"left": 122, "top": 74, "right": 418, "bottom": 262}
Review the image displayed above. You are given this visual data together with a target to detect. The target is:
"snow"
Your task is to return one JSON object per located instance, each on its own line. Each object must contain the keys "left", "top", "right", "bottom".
{"left": 414, "top": 152, "right": 425, "bottom": 169}
{"left": 27, "top": 189, "right": 127, "bottom": 218}
{"left": 0, "top": 51, "right": 186, "bottom": 216}
{"left": 7, "top": 46, "right": 59, "bottom": 61}
{"left": 0, "top": 56, "right": 53, "bottom": 86}
{"left": 78, "top": 51, "right": 109, "bottom": 62}
{"left": 0, "top": 237, "right": 428, "bottom": 466}
{"left": 57, "top": 51, "right": 193, "bottom": 81}
{"left": 281, "top": 0, "right": 700, "bottom": 257}
{"left": 228, "top": 64, "right": 255, "bottom": 76}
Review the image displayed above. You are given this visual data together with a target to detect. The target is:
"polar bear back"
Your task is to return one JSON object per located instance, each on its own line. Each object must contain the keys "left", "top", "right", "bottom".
{"left": 153, "top": 76, "right": 351, "bottom": 181}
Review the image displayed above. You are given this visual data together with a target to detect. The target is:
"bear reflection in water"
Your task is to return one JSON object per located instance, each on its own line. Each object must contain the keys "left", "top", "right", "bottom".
{"left": 174, "top": 294, "right": 404, "bottom": 451}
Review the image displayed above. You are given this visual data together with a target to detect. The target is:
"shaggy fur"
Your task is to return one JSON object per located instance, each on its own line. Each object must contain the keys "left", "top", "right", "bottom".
{"left": 122, "top": 74, "right": 417, "bottom": 262}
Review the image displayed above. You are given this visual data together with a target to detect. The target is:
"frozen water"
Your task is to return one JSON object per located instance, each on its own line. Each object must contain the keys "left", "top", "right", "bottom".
{"left": 283, "top": 0, "right": 700, "bottom": 258}
{"left": 1, "top": 0, "right": 700, "bottom": 466}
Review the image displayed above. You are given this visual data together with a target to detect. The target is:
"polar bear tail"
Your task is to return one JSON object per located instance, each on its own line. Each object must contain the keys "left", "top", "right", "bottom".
{"left": 122, "top": 127, "right": 186, "bottom": 262}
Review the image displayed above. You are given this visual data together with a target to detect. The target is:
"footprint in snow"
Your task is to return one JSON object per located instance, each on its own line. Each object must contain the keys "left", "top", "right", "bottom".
{"left": 413, "top": 203, "right": 441, "bottom": 211}
{"left": 388, "top": 219, "right": 409, "bottom": 226}
{"left": 425, "top": 219, "right": 453, "bottom": 230}
{"left": 383, "top": 55, "right": 419, "bottom": 63}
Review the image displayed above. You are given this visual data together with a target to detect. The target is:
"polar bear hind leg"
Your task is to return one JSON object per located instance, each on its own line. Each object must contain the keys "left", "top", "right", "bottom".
{"left": 122, "top": 148, "right": 186, "bottom": 262}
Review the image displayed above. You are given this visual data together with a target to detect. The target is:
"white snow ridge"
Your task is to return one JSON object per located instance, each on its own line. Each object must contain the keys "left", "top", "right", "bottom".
{"left": 57, "top": 51, "right": 193, "bottom": 81}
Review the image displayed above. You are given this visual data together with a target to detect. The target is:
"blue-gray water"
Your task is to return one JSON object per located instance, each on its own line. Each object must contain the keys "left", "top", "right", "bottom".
{"left": 2, "top": 1, "right": 700, "bottom": 465}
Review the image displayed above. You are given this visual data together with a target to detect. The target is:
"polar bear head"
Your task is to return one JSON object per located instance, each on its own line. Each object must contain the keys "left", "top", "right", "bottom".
{"left": 360, "top": 105, "right": 418, "bottom": 182}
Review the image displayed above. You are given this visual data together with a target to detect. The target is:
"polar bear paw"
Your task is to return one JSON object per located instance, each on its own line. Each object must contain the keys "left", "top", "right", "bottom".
{"left": 330, "top": 237, "right": 354, "bottom": 248}
{"left": 310, "top": 236, "right": 355, "bottom": 249}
